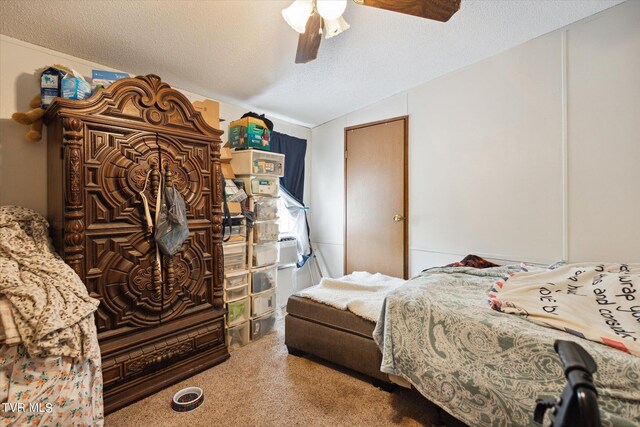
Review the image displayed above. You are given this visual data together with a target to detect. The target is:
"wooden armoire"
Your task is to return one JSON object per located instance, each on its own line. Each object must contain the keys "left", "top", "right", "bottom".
{"left": 44, "top": 75, "right": 229, "bottom": 413}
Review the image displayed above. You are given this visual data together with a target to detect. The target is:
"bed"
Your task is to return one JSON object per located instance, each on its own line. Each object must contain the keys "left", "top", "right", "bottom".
{"left": 372, "top": 266, "right": 640, "bottom": 427}
{"left": 286, "top": 263, "right": 640, "bottom": 426}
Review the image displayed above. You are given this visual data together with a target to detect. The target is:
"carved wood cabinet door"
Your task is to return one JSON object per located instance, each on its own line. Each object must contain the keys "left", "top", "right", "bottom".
{"left": 83, "top": 123, "right": 216, "bottom": 338}
{"left": 83, "top": 124, "right": 164, "bottom": 337}
{"left": 156, "top": 134, "right": 216, "bottom": 323}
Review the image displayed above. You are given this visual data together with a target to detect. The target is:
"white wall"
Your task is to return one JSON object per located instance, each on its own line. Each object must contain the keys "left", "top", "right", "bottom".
{"left": 566, "top": 6, "right": 640, "bottom": 262}
{"left": 310, "top": 1, "right": 640, "bottom": 278}
{"left": 0, "top": 35, "right": 312, "bottom": 212}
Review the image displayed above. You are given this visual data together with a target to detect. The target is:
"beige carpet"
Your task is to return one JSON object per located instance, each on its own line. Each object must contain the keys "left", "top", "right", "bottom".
{"left": 106, "top": 318, "right": 458, "bottom": 427}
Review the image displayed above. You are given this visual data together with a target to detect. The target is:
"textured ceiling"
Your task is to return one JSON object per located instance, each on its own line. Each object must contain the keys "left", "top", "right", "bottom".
{"left": 0, "top": 0, "right": 626, "bottom": 127}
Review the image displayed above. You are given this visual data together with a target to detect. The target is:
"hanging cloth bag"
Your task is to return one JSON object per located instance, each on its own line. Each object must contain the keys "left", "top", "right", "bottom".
{"left": 155, "top": 168, "right": 189, "bottom": 256}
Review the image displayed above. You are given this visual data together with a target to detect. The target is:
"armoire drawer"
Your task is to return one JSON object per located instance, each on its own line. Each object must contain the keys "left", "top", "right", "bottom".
{"left": 101, "top": 318, "right": 225, "bottom": 388}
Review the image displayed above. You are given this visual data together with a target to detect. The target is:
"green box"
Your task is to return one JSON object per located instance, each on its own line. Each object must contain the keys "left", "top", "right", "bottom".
{"left": 228, "top": 116, "right": 270, "bottom": 150}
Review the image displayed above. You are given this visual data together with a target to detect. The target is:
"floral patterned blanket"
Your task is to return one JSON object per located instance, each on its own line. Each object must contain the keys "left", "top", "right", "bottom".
{"left": 0, "top": 345, "right": 104, "bottom": 426}
{"left": 0, "top": 206, "right": 103, "bottom": 425}
{"left": 0, "top": 206, "right": 100, "bottom": 361}
{"left": 373, "top": 267, "right": 640, "bottom": 427}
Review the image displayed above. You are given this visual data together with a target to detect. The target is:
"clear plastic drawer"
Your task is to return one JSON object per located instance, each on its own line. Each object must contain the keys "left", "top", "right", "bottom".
{"left": 225, "top": 283, "right": 249, "bottom": 302}
{"left": 230, "top": 149, "right": 285, "bottom": 177}
{"left": 251, "top": 265, "right": 277, "bottom": 294}
{"left": 224, "top": 270, "right": 249, "bottom": 289}
{"left": 242, "top": 177, "right": 279, "bottom": 197}
{"left": 224, "top": 243, "right": 246, "bottom": 272}
{"left": 226, "top": 297, "right": 250, "bottom": 326}
{"left": 251, "top": 311, "right": 276, "bottom": 341}
{"left": 224, "top": 222, "right": 246, "bottom": 243}
{"left": 226, "top": 321, "right": 250, "bottom": 350}
{"left": 224, "top": 256, "right": 246, "bottom": 272}
{"left": 252, "top": 243, "right": 279, "bottom": 268}
{"left": 252, "top": 289, "right": 276, "bottom": 318}
{"left": 253, "top": 220, "right": 279, "bottom": 244}
{"left": 253, "top": 196, "right": 279, "bottom": 221}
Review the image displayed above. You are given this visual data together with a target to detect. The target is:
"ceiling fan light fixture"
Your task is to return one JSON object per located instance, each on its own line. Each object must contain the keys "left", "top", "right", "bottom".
{"left": 323, "top": 16, "right": 350, "bottom": 39}
{"left": 282, "top": 0, "right": 313, "bottom": 34}
{"left": 316, "top": 0, "right": 347, "bottom": 21}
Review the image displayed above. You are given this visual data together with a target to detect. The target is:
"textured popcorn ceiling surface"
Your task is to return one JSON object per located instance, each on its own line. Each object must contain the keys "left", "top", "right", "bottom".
{"left": 0, "top": 0, "right": 625, "bottom": 127}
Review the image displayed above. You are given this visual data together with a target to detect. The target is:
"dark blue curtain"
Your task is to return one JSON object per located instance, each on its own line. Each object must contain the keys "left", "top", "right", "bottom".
{"left": 269, "top": 131, "right": 307, "bottom": 203}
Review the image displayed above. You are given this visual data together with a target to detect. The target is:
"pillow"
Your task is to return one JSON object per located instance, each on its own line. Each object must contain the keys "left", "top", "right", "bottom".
{"left": 446, "top": 254, "right": 499, "bottom": 269}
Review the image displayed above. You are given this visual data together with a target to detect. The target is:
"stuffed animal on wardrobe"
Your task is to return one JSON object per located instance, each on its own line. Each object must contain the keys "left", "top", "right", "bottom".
{"left": 11, "top": 95, "right": 45, "bottom": 142}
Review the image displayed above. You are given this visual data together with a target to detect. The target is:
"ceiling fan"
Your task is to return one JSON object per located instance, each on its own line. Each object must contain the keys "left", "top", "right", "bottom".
{"left": 282, "top": 0, "right": 462, "bottom": 64}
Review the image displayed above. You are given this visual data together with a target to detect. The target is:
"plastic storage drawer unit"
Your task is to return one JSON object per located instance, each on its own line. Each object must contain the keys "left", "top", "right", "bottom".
{"left": 242, "top": 177, "right": 279, "bottom": 197}
{"left": 230, "top": 149, "right": 285, "bottom": 177}
{"left": 253, "top": 196, "right": 279, "bottom": 221}
{"left": 252, "top": 289, "right": 276, "bottom": 317}
{"left": 251, "top": 311, "right": 277, "bottom": 341}
{"left": 253, "top": 220, "right": 279, "bottom": 244}
{"left": 226, "top": 297, "right": 250, "bottom": 326}
{"left": 226, "top": 321, "right": 250, "bottom": 350}
{"left": 223, "top": 243, "right": 246, "bottom": 272}
{"left": 224, "top": 270, "right": 249, "bottom": 289}
{"left": 252, "top": 243, "right": 279, "bottom": 268}
{"left": 225, "top": 283, "right": 249, "bottom": 302}
{"left": 251, "top": 265, "right": 277, "bottom": 294}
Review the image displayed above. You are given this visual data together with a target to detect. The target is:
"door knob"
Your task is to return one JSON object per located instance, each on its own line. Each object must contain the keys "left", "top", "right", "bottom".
{"left": 393, "top": 214, "right": 404, "bottom": 222}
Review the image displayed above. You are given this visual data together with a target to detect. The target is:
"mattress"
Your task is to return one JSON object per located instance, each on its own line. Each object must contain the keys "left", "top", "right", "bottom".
{"left": 287, "top": 295, "right": 376, "bottom": 337}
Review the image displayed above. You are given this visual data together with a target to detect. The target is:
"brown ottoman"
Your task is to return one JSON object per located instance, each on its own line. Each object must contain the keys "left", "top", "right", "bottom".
{"left": 285, "top": 295, "right": 393, "bottom": 388}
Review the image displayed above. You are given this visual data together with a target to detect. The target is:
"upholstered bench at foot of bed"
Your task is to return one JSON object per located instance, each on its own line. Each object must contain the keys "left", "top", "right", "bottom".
{"left": 284, "top": 295, "right": 394, "bottom": 390}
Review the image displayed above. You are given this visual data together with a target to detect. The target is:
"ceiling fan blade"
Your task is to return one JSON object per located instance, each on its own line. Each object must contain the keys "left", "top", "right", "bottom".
{"left": 295, "top": 13, "right": 322, "bottom": 64}
{"left": 355, "top": 0, "right": 461, "bottom": 22}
